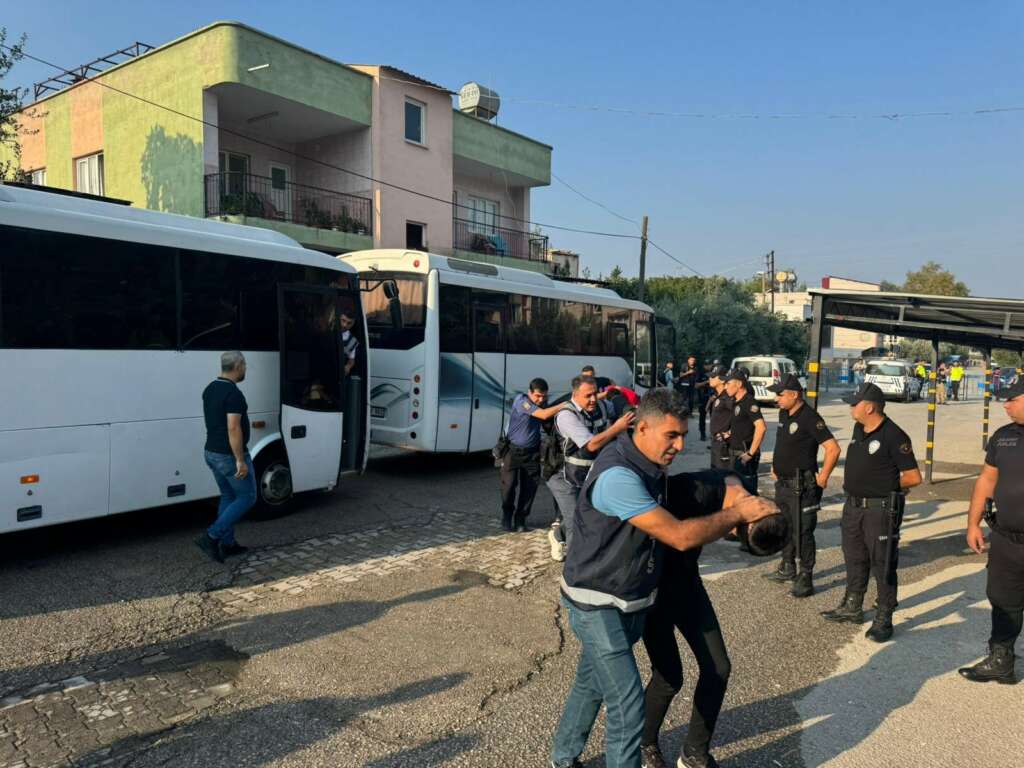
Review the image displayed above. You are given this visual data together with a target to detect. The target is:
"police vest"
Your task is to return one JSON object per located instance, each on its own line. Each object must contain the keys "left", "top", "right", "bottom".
{"left": 558, "top": 400, "right": 612, "bottom": 487}
{"left": 561, "top": 433, "right": 665, "bottom": 612}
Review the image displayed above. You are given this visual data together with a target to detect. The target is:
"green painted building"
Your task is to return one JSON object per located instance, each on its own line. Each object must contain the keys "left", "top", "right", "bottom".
{"left": 8, "top": 21, "right": 554, "bottom": 271}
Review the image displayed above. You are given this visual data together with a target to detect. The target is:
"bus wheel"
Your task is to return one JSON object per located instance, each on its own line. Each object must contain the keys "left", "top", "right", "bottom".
{"left": 250, "top": 448, "right": 294, "bottom": 520}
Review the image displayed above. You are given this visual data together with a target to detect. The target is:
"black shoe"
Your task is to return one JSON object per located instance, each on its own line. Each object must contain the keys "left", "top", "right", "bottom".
{"left": 514, "top": 517, "right": 529, "bottom": 532}
{"left": 677, "top": 747, "right": 719, "bottom": 768}
{"left": 959, "top": 645, "right": 1017, "bottom": 684}
{"left": 221, "top": 542, "right": 250, "bottom": 558}
{"left": 865, "top": 606, "right": 894, "bottom": 642}
{"left": 641, "top": 743, "right": 669, "bottom": 768}
{"left": 500, "top": 514, "right": 513, "bottom": 532}
{"left": 791, "top": 572, "right": 815, "bottom": 598}
{"left": 763, "top": 562, "right": 796, "bottom": 583}
{"left": 194, "top": 534, "right": 224, "bottom": 563}
{"left": 822, "top": 591, "right": 864, "bottom": 623}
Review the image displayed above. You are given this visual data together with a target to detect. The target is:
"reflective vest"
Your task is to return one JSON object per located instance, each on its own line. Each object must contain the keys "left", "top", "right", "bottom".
{"left": 561, "top": 432, "right": 666, "bottom": 613}
{"left": 558, "top": 400, "right": 612, "bottom": 487}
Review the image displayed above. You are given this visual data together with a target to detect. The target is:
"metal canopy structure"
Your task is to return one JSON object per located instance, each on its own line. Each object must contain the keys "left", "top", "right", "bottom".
{"left": 33, "top": 43, "right": 153, "bottom": 100}
{"left": 805, "top": 288, "right": 1024, "bottom": 483}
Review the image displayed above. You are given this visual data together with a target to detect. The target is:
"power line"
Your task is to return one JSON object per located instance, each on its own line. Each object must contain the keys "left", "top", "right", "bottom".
{"left": 2, "top": 43, "right": 643, "bottom": 240}
{"left": 646, "top": 238, "right": 703, "bottom": 277}
{"left": 551, "top": 172, "right": 641, "bottom": 230}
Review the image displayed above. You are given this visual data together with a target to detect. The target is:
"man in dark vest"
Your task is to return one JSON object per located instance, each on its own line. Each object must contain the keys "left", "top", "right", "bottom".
{"left": 547, "top": 375, "right": 635, "bottom": 561}
{"left": 550, "top": 389, "right": 777, "bottom": 768}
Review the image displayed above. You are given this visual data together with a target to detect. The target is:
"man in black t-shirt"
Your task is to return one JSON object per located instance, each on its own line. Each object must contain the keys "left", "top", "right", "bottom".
{"left": 724, "top": 369, "right": 766, "bottom": 495}
{"left": 823, "top": 382, "right": 922, "bottom": 642}
{"left": 197, "top": 351, "right": 257, "bottom": 563}
{"left": 960, "top": 379, "right": 1024, "bottom": 684}
{"left": 764, "top": 374, "right": 841, "bottom": 598}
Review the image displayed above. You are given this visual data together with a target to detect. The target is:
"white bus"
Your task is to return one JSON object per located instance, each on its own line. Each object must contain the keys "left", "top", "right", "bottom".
{"left": 0, "top": 183, "right": 373, "bottom": 534}
{"left": 343, "top": 250, "right": 673, "bottom": 453}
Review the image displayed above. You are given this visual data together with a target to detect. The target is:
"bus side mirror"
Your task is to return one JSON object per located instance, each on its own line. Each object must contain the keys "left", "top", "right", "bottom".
{"left": 384, "top": 281, "right": 403, "bottom": 330}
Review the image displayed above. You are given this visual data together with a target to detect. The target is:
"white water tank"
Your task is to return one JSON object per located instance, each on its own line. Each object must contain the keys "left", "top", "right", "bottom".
{"left": 459, "top": 82, "right": 500, "bottom": 120}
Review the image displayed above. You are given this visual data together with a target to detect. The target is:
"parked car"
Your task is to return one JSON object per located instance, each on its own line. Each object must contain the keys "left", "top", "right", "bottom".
{"left": 864, "top": 359, "right": 924, "bottom": 402}
{"left": 730, "top": 355, "right": 806, "bottom": 404}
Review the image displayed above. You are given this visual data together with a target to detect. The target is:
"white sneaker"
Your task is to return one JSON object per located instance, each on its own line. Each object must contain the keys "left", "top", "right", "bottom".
{"left": 548, "top": 525, "right": 567, "bottom": 562}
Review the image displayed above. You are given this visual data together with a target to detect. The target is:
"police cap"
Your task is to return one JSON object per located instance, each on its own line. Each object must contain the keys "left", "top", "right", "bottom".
{"left": 766, "top": 373, "right": 804, "bottom": 394}
{"left": 842, "top": 382, "right": 886, "bottom": 405}
{"left": 709, "top": 365, "right": 730, "bottom": 381}
{"left": 1003, "top": 378, "right": 1024, "bottom": 402}
{"left": 724, "top": 368, "right": 749, "bottom": 384}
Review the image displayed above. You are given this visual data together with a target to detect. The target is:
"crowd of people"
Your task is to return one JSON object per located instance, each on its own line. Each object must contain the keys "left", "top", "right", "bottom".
{"left": 192, "top": 349, "right": 1024, "bottom": 768}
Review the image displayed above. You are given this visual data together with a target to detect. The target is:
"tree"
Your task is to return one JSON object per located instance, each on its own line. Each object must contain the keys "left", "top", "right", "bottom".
{"left": 0, "top": 29, "right": 30, "bottom": 182}
{"left": 902, "top": 261, "right": 969, "bottom": 297}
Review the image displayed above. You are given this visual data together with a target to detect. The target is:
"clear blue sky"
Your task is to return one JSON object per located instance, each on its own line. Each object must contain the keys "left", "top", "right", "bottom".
{"left": 6, "top": 1, "right": 1023, "bottom": 295}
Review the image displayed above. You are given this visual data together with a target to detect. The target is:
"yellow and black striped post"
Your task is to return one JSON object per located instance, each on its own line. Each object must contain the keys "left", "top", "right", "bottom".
{"left": 925, "top": 339, "right": 939, "bottom": 484}
{"left": 807, "top": 294, "right": 825, "bottom": 409}
{"left": 982, "top": 349, "right": 992, "bottom": 450}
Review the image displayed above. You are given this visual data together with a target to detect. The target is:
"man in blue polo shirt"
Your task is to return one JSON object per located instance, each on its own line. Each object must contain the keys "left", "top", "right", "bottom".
{"left": 551, "top": 388, "right": 776, "bottom": 768}
{"left": 500, "top": 378, "right": 567, "bottom": 531}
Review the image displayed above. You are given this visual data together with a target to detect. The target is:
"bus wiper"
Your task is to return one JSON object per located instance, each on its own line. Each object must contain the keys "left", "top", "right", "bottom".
{"left": 182, "top": 322, "right": 233, "bottom": 350}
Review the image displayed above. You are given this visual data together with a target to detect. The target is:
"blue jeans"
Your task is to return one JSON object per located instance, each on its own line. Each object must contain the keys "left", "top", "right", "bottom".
{"left": 552, "top": 597, "right": 648, "bottom": 768}
{"left": 204, "top": 450, "right": 256, "bottom": 546}
{"left": 547, "top": 476, "right": 581, "bottom": 550}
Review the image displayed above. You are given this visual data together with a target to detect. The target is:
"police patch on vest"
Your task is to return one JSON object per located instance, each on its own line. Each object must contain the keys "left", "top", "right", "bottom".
{"left": 751, "top": 404, "right": 760, "bottom": 413}
{"left": 788, "top": 422, "right": 798, "bottom": 435}
{"left": 899, "top": 442, "right": 912, "bottom": 454}
{"left": 868, "top": 440, "right": 881, "bottom": 455}
{"left": 816, "top": 420, "right": 826, "bottom": 431}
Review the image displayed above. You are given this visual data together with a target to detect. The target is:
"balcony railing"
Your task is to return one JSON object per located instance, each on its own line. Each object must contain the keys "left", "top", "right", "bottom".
{"left": 452, "top": 218, "right": 549, "bottom": 263}
{"left": 204, "top": 172, "right": 372, "bottom": 236}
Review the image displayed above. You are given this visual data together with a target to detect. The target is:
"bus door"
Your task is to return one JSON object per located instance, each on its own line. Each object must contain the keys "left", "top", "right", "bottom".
{"left": 278, "top": 285, "right": 345, "bottom": 493}
{"left": 634, "top": 317, "right": 654, "bottom": 390}
{"left": 468, "top": 296, "right": 507, "bottom": 452}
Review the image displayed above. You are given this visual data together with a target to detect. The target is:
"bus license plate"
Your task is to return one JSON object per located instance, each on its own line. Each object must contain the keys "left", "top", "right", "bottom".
{"left": 371, "top": 406, "right": 387, "bottom": 418}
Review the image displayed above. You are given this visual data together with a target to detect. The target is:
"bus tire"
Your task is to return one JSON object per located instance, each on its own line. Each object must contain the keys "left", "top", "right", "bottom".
{"left": 249, "top": 446, "right": 295, "bottom": 520}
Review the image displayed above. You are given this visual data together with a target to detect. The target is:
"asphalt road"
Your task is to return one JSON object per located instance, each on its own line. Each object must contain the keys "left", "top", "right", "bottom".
{"left": 1, "top": 392, "right": 1020, "bottom": 767}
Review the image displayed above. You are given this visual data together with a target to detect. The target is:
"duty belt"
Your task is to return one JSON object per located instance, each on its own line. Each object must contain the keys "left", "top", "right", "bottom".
{"left": 848, "top": 495, "right": 892, "bottom": 510}
{"left": 776, "top": 470, "right": 816, "bottom": 489}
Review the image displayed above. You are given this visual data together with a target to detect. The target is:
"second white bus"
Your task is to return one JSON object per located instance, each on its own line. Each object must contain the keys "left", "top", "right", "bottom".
{"left": 343, "top": 250, "right": 673, "bottom": 453}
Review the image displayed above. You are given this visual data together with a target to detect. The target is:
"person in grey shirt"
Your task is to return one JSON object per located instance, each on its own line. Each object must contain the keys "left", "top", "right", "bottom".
{"left": 546, "top": 375, "right": 635, "bottom": 561}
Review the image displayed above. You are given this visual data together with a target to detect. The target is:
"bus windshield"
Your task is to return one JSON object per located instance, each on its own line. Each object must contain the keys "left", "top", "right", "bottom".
{"left": 360, "top": 272, "right": 426, "bottom": 349}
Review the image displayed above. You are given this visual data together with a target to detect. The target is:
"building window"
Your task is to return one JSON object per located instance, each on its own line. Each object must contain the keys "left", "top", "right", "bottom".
{"left": 404, "top": 98, "right": 425, "bottom": 145}
{"left": 406, "top": 222, "right": 425, "bottom": 250}
{"left": 219, "top": 151, "right": 250, "bottom": 196}
{"left": 30, "top": 168, "right": 46, "bottom": 186}
{"left": 74, "top": 153, "right": 104, "bottom": 196}
{"left": 466, "top": 195, "right": 499, "bottom": 233}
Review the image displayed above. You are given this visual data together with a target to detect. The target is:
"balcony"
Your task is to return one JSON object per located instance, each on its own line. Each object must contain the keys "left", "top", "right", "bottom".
{"left": 204, "top": 172, "right": 373, "bottom": 248}
{"left": 452, "top": 218, "right": 548, "bottom": 264}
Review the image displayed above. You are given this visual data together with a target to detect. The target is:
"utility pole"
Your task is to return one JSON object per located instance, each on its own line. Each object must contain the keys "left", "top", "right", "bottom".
{"left": 638, "top": 215, "right": 649, "bottom": 303}
{"left": 768, "top": 250, "right": 776, "bottom": 314}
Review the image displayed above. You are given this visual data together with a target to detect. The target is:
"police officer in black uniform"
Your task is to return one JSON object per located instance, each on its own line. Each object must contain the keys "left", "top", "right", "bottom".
{"left": 724, "top": 369, "right": 766, "bottom": 494}
{"left": 959, "top": 378, "right": 1024, "bottom": 684}
{"left": 707, "top": 366, "right": 732, "bottom": 470}
{"left": 763, "top": 374, "right": 841, "bottom": 598}
{"left": 823, "top": 382, "right": 922, "bottom": 642}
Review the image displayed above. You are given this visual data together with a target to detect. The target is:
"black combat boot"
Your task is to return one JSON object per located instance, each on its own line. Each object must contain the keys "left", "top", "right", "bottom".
{"left": 958, "top": 645, "right": 1017, "bottom": 684}
{"left": 791, "top": 571, "right": 815, "bottom": 598}
{"left": 763, "top": 560, "right": 796, "bottom": 583}
{"left": 865, "top": 605, "right": 894, "bottom": 642}
{"left": 821, "top": 591, "right": 864, "bottom": 623}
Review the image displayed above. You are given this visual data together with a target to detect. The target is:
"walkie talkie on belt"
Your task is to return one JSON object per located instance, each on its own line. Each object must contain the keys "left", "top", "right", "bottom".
{"left": 983, "top": 497, "right": 996, "bottom": 528}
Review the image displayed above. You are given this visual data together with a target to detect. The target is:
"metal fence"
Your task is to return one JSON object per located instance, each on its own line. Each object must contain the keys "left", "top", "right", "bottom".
{"left": 452, "top": 218, "right": 548, "bottom": 263}
{"left": 204, "top": 173, "right": 373, "bottom": 236}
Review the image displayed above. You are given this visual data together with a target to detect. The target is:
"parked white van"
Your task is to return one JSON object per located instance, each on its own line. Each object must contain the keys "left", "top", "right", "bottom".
{"left": 864, "top": 359, "right": 924, "bottom": 401}
{"left": 730, "top": 355, "right": 806, "bottom": 403}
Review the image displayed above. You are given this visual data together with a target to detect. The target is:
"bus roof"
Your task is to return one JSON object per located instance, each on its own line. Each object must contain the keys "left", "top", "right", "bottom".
{"left": 342, "top": 249, "right": 653, "bottom": 312}
{"left": 0, "top": 183, "right": 356, "bottom": 274}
